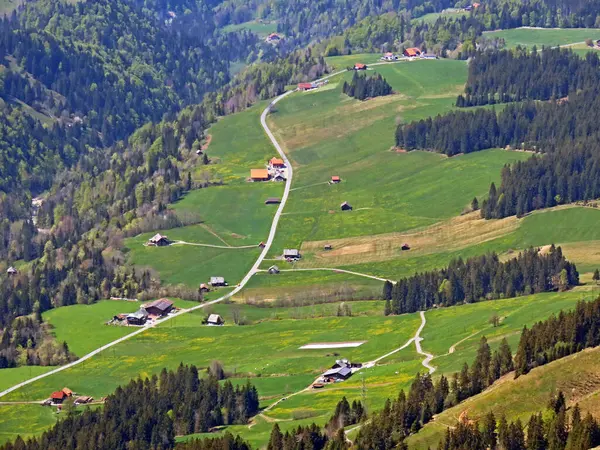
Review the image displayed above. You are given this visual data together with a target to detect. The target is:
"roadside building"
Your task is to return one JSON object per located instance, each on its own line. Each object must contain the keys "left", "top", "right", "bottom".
{"left": 323, "top": 366, "right": 352, "bottom": 381}
{"left": 341, "top": 201, "right": 353, "bottom": 211}
{"left": 403, "top": 47, "right": 421, "bottom": 57}
{"left": 75, "top": 396, "right": 93, "bottom": 405}
{"left": 207, "top": 314, "right": 224, "bottom": 326}
{"left": 265, "top": 197, "right": 281, "bottom": 204}
{"left": 354, "top": 63, "right": 367, "bottom": 70}
{"left": 258, "top": 241, "right": 266, "bottom": 248}
{"left": 250, "top": 169, "right": 270, "bottom": 181}
{"left": 51, "top": 391, "right": 68, "bottom": 404}
{"left": 127, "top": 309, "right": 149, "bottom": 325}
{"left": 268, "top": 265, "right": 280, "bottom": 274}
{"left": 199, "top": 283, "right": 210, "bottom": 292}
{"left": 283, "top": 249, "right": 301, "bottom": 260}
{"left": 144, "top": 298, "right": 174, "bottom": 316}
{"left": 269, "top": 157, "right": 285, "bottom": 168}
{"left": 331, "top": 176, "right": 341, "bottom": 184}
{"left": 210, "top": 276, "right": 227, "bottom": 286}
{"left": 147, "top": 233, "right": 170, "bottom": 246}
{"left": 272, "top": 171, "right": 287, "bottom": 182}
{"left": 298, "top": 82, "right": 316, "bottom": 91}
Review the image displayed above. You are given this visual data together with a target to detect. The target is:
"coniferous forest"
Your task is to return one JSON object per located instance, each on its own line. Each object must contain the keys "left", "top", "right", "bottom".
{"left": 342, "top": 72, "right": 392, "bottom": 100}
{"left": 383, "top": 247, "right": 577, "bottom": 315}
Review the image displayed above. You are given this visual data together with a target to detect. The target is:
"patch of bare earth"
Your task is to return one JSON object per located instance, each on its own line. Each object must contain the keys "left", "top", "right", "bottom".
{"left": 298, "top": 211, "right": 518, "bottom": 267}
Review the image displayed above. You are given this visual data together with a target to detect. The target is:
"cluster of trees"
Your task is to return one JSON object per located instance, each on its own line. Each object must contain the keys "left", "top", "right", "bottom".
{"left": 266, "top": 424, "right": 343, "bottom": 450}
{"left": 0, "top": 365, "right": 259, "bottom": 450}
{"left": 383, "top": 247, "right": 578, "bottom": 315}
{"left": 439, "top": 402, "right": 600, "bottom": 450}
{"left": 457, "top": 48, "right": 600, "bottom": 107}
{"left": 356, "top": 337, "right": 513, "bottom": 448}
{"left": 178, "top": 434, "right": 251, "bottom": 450}
{"left": 0, "top": 316, "right": 74, "bottom": 368}
{"left": 514, "top": 297, "right": 600, "bottom": 377}
{"left": 342, "top": 72, "right": 392, "bottom": 100}
{"left": 326, "top": 397, "right": 365, "bottom": 431}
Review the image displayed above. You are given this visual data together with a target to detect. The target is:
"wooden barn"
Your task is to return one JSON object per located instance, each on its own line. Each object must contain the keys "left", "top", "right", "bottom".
{"left": 147, "top": 233, "right": 170, "bottom": 246}
{"left": 250, "top": 169, "right": 270, "bottom": 181}
{"left": 340, "top": 201, "right": 353, "bottom": 211}
{"left": 144, "top": 298, "right": 174, "bottom": 317}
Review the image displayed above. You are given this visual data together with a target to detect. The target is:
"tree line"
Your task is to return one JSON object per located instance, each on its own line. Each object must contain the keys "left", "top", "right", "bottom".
{"left": 342, "top": 72, "right": 392, "bottom": 100}
{"left": 514, "top": 297, "right": 600, "bottom": 377}
{"left": 383, "top": 247, "right": 578, "bottom": 315}
{"left": 0, "top": 364, "right": 259, "bottom": 450}
{"left": 439, "top": 401, "right": 600, "bottom": 450}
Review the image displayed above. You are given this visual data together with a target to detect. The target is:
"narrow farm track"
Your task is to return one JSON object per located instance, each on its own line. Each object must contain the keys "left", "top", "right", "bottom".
{"left": 0, "top": 57, "right": 425, "bottom": 399}
{"left": 170, "top": 241, "right": 257, "bottom": 249}
{"left": 0, "top": 89, "right": 297, "bottom": 400}
{"left": 259, "top": 267, "right": 395, "bottom": 283}
{"left": 415, "top": 311, "right": 436, "bottom": 374}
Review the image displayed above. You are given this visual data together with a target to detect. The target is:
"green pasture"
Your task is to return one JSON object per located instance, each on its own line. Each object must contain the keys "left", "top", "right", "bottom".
{"left": 3, "top": 308, "right": 421, "bottom": 402}
{"left": 223, "top": 21, "right": 278, "bottom": 37}
{"left": 484, "top": 27, "right": 600, "bottom": 49}
{"left": 324, "top": 53, "right": 385, "bottom": 69}
{"left": 0, "top": 404, "right": 58, "bottom": 445}
{"left": 0, "top": 366, "right": 54, "bottom": 393}
{"left": 414, "top": 9, "right": 469, "bottom": 24}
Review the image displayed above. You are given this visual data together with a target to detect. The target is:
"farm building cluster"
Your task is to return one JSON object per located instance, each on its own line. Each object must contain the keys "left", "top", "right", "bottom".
{"left": 313, "top": 359, "right": 362, "bottom": 387}
{"left": 297, "top": 79, "right": 329, "bottom": 92}
{"left": 43, "top": 387, "right": 94, "bottom": 407}
{"left": 108, "top": 298, "right": 176, "bottom": 327}
{"left": 250, "top": 157, "right": 288, "bottom": 182}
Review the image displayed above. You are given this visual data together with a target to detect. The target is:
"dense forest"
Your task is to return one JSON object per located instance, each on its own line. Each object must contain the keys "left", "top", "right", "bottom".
{"left": 439, "top": 402, "right": 600, "bottom": 450}
{"left": 457, "top": 48, "right": 600, "bottom": 107}
{"left": 0, "top": 365, "right": 259, "bottom": 450}
{"left": 383, "top": 247, "right": 577, "bottom": 315}
{"left": 514, "top": 297, "right": 600, "bottom": 377}
{"left": 342, "top": 72, "right": 392, "bottom": 100}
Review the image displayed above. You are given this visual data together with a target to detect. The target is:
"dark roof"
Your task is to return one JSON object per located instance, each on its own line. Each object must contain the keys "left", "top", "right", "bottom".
{"left": 144, "top": 298, "right": 173, "bottom": 312}
{"left": 323, "top": 366, "right": 352, "bottom": 378}
{"left": 128, "top": 308, "right": 149, "bottom": 320}
{"left": 265, "top": 197, "right": 281, "bottom": 204}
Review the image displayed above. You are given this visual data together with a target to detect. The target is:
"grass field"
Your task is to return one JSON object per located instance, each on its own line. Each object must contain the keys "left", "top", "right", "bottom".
{"left": 414, "top": 9, "right": 469, "bottom": 24}
{"left": 484, "top": 27, "right": 600, "bottom": 49}
{"left": 223, "top": 21, "right": 278, "bottom": 37}
{"left": 0, "top": 404, "right": 57, "bottom": 445}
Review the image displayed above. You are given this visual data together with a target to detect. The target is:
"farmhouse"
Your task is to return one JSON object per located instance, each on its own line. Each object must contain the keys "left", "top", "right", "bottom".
{"left": 268, "top": 265, "right": 280, "bottom": 274}
{"left": 331, "top": 176, "right": 341, "bottom": 184}
{"left": 403, "top": 47, "right": 421, "bottom": 57}
{"left": 266, "top": 33, "right": 281, "bottom": 43}
{"left": 50, "top": 391, "right": 68, "bottom": 404}
{"left": 199, "top": 283, "right": 210, "bottom": 292}
{"left": 341, "top": 201, "right": 353, "bottom": 211}
{"left": 323, "top": 366, "right": 352, "bottom": 381}
{"left": 143, "top": 298, "right": 173, "bottom": 317}
{"left": 354, "top": 63, "right": 367, "bottom": 70}
{"left": 269, "top": 157, "right": 285, "bottom": 168}
{"left": 127, "top": 309, "right": 149, "bottom": 326}
{"left": 298, "top": 82, "right": 316, "bottom": 91}
{"left": 421, "top": 53, "right": 437, "bottom": 60}
{"left": 210, "top": 276, "right": 227, "bottom": 286}
{"left": 147, "top": 233, "right": 170, "bottom": 246}
{"left": 207, "top": 314, "right": 224, "bottom": 326}
{"left": 6, "top": 266, "right": 17, "bottom": 275}
{"left": 250, "top": 169, "right": 270, "bottom": 181}
{"left": 265, "top": 197, "right": 281, "bottom": 205}
{"left": 381, "top": 52, "right": 397, "bottom": 61}
{"left": 283, "top": 249, "right": 301, "bottom": 260}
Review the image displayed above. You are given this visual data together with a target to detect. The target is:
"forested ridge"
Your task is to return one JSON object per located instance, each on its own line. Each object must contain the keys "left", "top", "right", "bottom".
{"left": 383, "top": 247, "right": 577, "bottom": 315}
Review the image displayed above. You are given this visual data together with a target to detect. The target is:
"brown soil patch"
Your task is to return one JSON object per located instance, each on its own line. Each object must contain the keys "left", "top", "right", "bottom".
{"left": 298, "top": 211, "right": 519, "bottom": 267}
{"left": 394, "top": 147, "right": 407, "bottom": 153}
{"left": 201, "top": 134, "right": 212, "bottom": 151}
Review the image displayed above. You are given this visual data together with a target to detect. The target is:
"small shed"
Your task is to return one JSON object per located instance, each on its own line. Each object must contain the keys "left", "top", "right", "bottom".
{"left": 283, "top": 249, "right": 300, "bottom": 260}
{"left": 265, "top": 197, "right": 281, "bottom": 205}
{"left": 250, "top": 169, "right": 270, "bottom": 181}
{"left": 75, "top": 396, "right": 93, "bottom": 405}
{"left": 210, "top": 276, "right": 227, "bottom": 286}
{"left": 199, "top": 283, "right": 210, "bottom": 292}
{"left": 6, "top": 266, "right": 17, "bottom": 275}
{"left": 127, "top": 309, "right": 149, "bottom": 326}
{"left": 268, "top": 265, "right": 280, "bottom": 274}
{"left": 331, "top": 176, "right": 340, "bottom": 184}
{"left": 324, "top": 244, "right": 333, "bottom": 250}
{"left": 258, "top": 241, "right": 266, "bottom": 248}
{"left": 298, "top": 82, "right": 315, "bottom": 91}
{"left": 354, "top": 63, "right": 367, "bottom": 70}
{"left": 144, "top": 298, "right": 174, "bottom": 316}
{"left": 401, "top": 243, "right": 411, "bottom": 251}
{"left": 207, "top": 314, "right": 224, "bottom": 326}
{"left": 148, "top": 233, "right": 170, "bottom": 246}
{"left": 340, "top": 201, "right": 353, "bottom": 211}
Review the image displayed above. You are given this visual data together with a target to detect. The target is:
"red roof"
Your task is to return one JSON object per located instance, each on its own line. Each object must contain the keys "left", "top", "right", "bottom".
{"left": 404, "top": 48, "right": 421, "bottom": 57}
{"left": 298, "top": 82, "right": 314, "bottom": 89}
{"left": 51, "top": 391, "right": 67, "bottom": 400}
{"left": 331, "top": 176, "right": 340, "bottom": 182}
{"left": 270, "top": 157, "right": 284, "bottom": 166}
{"left": 354, "top": 63, "right": 367, "bottom": 69}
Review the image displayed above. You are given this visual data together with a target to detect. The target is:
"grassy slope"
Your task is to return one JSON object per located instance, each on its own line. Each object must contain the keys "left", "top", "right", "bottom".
{"left": 0, "top": 405, "right": 58, "bottom": 445}
{"left": 124, "top": 102, "right": 284, "bottom": 287}
{"left": 223, "top": 21, "right": 278, "bottom": 37}
{"left": 484, "top": 27, "right": 600, "bottom": 49}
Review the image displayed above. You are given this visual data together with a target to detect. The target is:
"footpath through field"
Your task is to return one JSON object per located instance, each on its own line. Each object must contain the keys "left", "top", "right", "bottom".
{"left": 0, "top": 57, "right": 423, "bottom": 400}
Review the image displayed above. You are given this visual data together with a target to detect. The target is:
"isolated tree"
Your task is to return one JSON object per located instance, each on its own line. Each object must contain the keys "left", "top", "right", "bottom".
{"left": 208, "top": 360, "right": 226, "bottom": 380}
{"left": 471, "top": 197, "right": 479, "bottom": 211}
{"left": 489, "top": 313, "right": 500, "bottom": 327}
{"left": 593, "top": 268, "right": 600, "bottom": 283}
